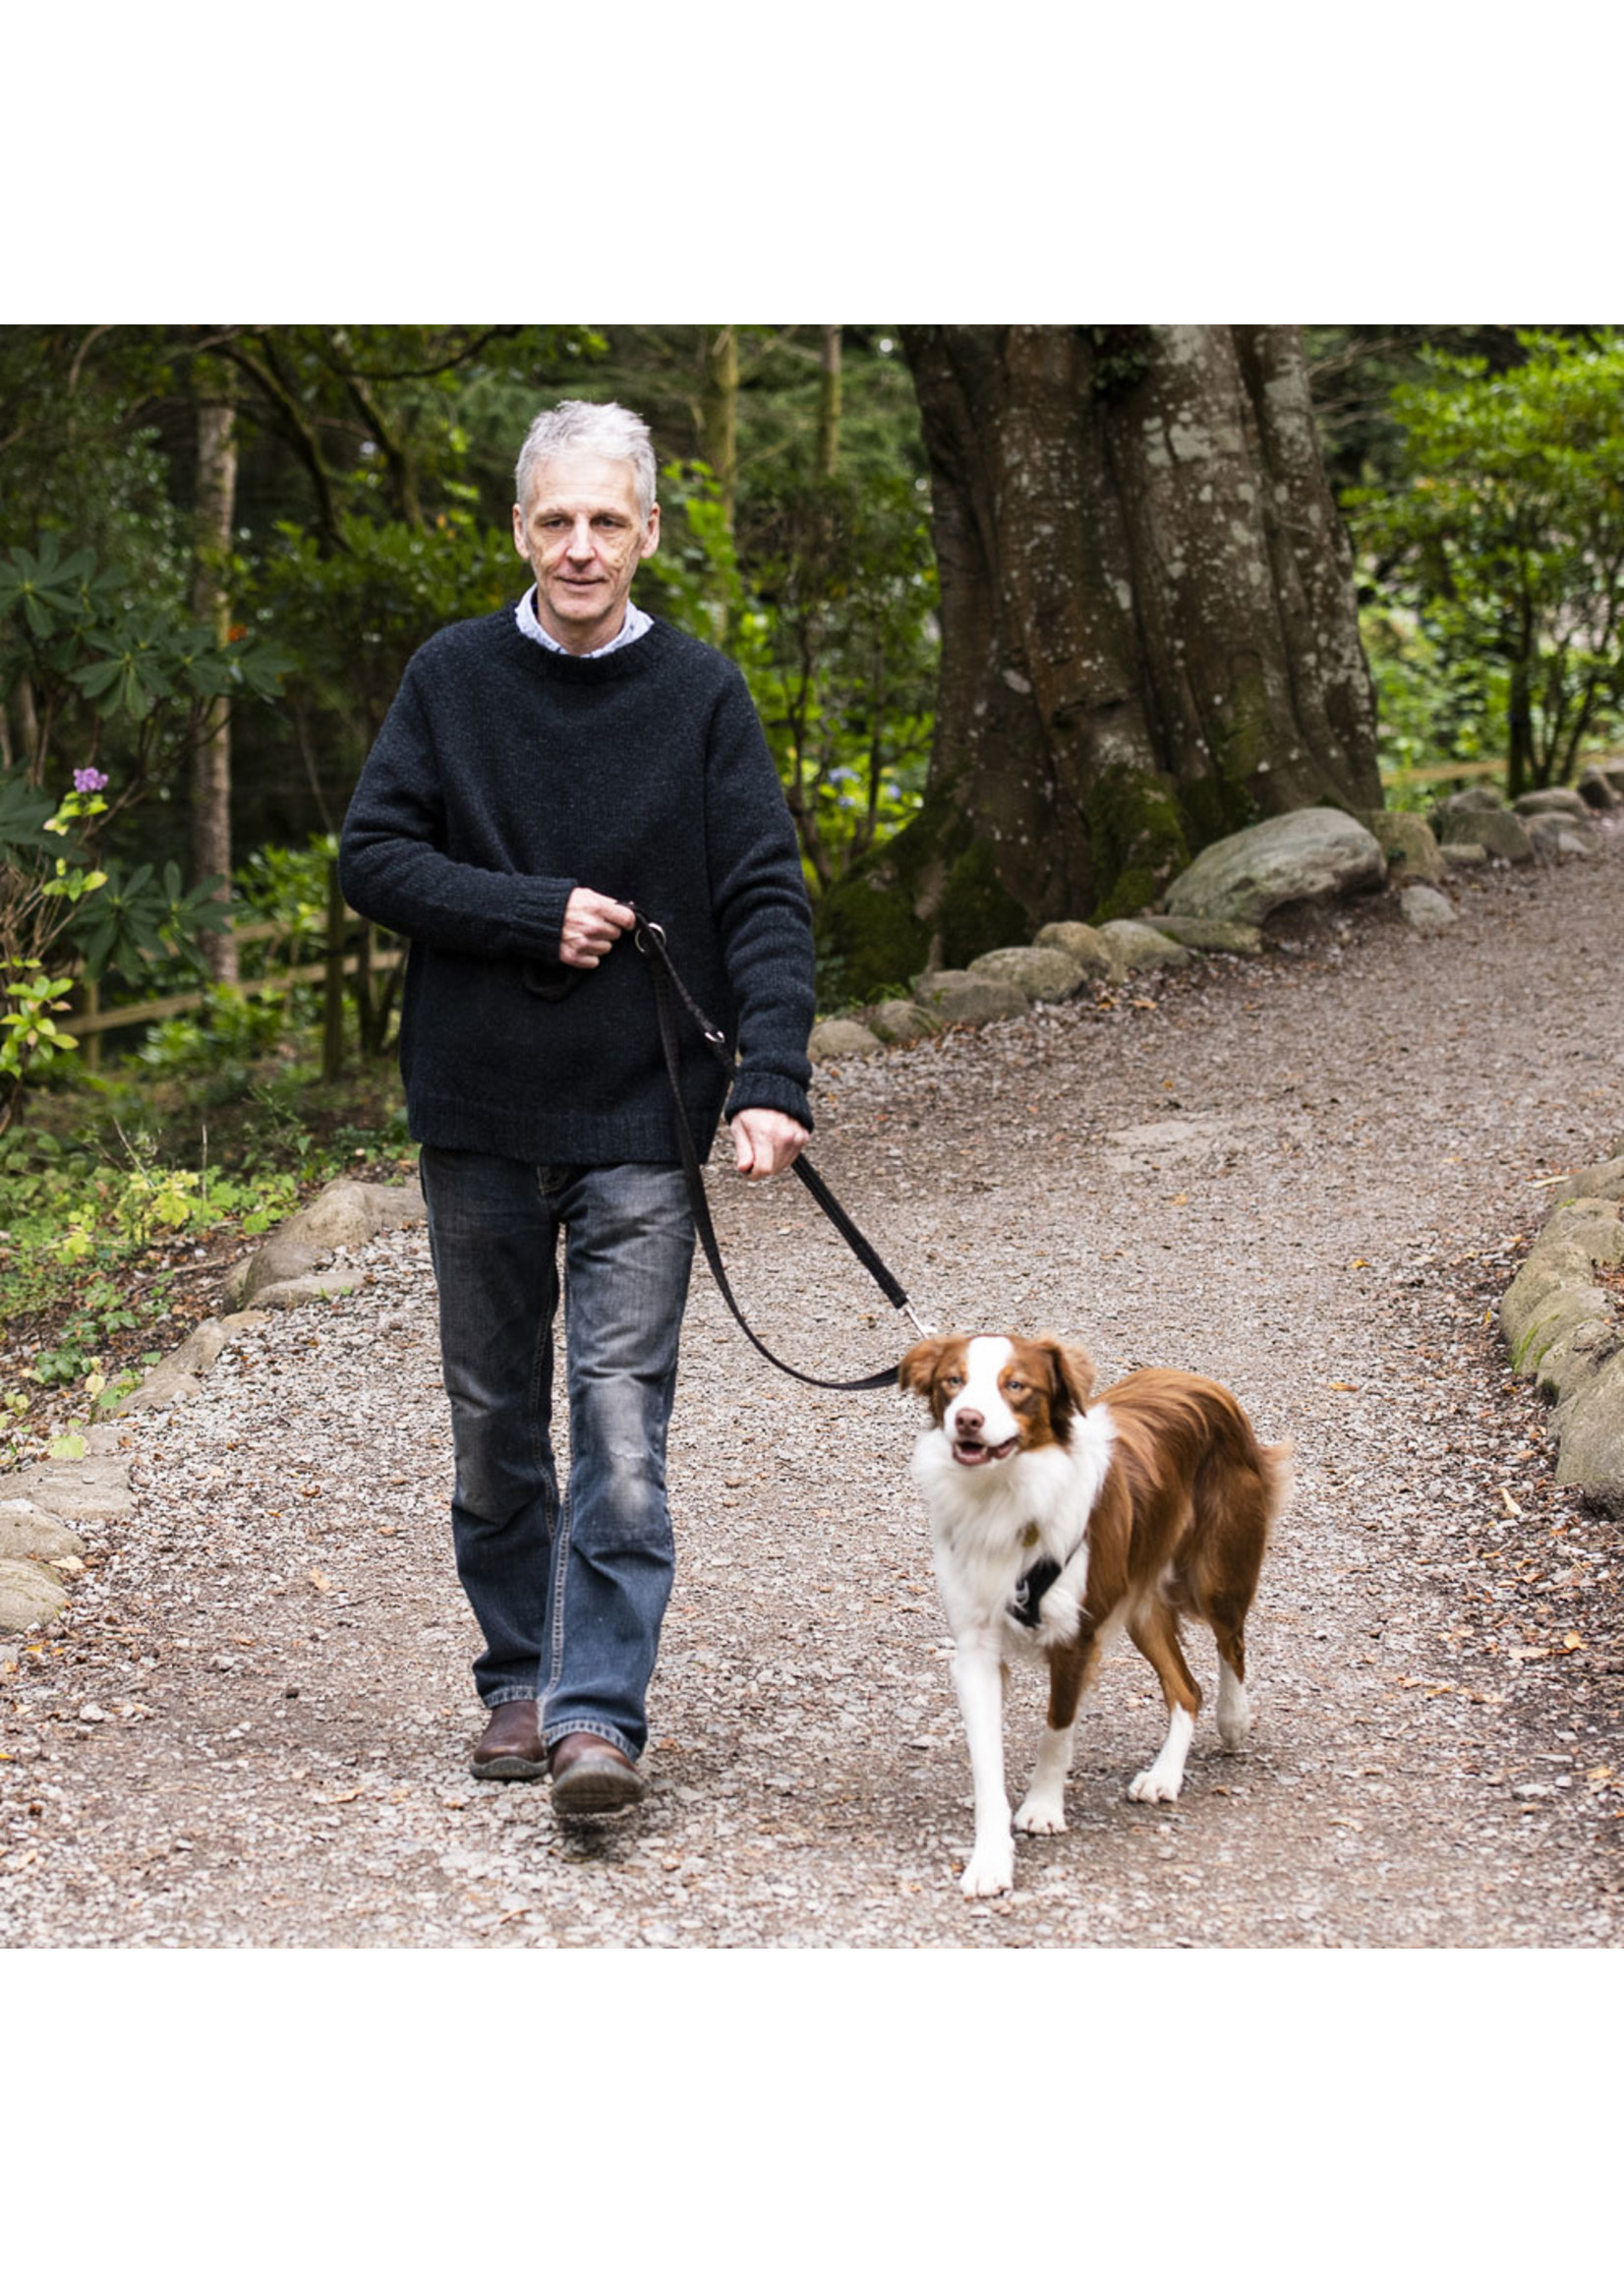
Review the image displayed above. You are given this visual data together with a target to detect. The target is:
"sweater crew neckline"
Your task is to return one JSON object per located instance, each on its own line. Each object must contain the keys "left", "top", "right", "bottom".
{"left": 501, "top": 603, "right": 673, "bottom": 680}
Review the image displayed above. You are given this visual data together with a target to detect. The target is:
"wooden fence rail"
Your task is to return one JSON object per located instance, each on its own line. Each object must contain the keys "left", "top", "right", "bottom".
{"left": 57, "top": 860, "right": 400, "bottom": 1079}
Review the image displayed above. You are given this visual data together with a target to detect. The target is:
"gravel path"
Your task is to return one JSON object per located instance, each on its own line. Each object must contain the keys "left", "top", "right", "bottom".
{"left": 5, "top": 830, "right": 1624, "bottom": 1948}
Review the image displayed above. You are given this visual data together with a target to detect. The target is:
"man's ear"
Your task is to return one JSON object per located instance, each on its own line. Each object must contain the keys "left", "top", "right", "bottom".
{"left": 899, "top": 1338, "right": 945, "bottom": 1396}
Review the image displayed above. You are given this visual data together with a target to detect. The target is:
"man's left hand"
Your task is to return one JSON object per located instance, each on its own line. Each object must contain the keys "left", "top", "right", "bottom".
{"left": 730, "top": 1108, "right": 809, "bottom": 1182}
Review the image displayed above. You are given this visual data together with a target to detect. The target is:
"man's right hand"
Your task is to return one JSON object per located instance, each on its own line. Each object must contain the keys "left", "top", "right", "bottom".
{"left": 559, "top": 888, "right": 635, "bottom": 967}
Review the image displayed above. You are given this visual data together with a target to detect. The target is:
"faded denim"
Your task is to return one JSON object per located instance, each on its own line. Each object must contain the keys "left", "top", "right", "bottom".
{"left": 419, "top": 1146, "right": 694, "bottom": 1763}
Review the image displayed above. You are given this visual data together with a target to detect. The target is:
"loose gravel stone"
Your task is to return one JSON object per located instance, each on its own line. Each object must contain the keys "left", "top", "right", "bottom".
{"left": 4, "top": 823, "right": 1624, "bottom": 1946}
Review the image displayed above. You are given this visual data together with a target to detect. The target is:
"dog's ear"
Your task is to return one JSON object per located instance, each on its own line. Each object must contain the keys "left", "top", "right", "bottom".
{"left": 1035, "top": 1337, "right": 1097, "bottom": 1420}
{"left": 899, "top": 1337, "right": 945, "bottom": 1397}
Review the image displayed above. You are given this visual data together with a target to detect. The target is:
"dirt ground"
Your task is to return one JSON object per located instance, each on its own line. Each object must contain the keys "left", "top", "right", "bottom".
{"left": 4, "top": 830, "right": 1624, "bottom": 1947}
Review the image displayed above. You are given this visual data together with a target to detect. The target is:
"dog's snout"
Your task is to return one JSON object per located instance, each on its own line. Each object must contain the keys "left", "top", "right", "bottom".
{"left": 955, "top": 1407, "right": 985, "bottom": 1437}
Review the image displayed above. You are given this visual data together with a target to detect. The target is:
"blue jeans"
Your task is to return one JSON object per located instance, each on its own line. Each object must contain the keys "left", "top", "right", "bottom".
{"left": 419, "top": 1147, "right": 695, "bottom": 1764}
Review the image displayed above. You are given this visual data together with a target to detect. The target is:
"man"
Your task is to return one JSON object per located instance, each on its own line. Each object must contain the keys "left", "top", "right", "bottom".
{"left": 339, "top": 399, "right": 815, "bottom": 1817}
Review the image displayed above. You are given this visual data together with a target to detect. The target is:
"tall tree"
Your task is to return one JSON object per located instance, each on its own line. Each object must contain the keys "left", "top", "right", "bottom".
{"left": 190, "top": 357, "right": 238, "bottom": 982}
{"left": 886, "top": 324, "right": 1382, "bottom": 954}
{"left": 816, "top": 325, "right": 841, "bottom": 477}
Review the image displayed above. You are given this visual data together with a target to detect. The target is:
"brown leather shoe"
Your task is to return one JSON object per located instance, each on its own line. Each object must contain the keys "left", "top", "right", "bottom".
{"left": 471, "top": 1700, "right": 546, "bottom": 1780}
{"left": 549, "top": 1731, "right": 646, "bottom": 1817}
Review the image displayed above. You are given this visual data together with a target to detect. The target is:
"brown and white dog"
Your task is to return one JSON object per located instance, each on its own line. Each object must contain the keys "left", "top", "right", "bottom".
{"left": 900, "top": 1332, "right": 1290, "bottom": 1897}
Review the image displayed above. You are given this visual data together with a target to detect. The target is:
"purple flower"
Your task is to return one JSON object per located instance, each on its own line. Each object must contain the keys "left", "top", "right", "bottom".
{"left": 73, "top": 768, "right": 109, "bottom": 793}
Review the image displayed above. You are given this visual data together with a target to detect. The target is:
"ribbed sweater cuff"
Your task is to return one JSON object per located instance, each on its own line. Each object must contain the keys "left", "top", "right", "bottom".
{"left": 725, "top": 1072, "right": 815, "bottom": 1134}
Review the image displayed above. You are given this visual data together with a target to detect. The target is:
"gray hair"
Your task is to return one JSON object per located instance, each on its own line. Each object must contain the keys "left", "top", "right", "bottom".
{"left": 514, "top": 399, "right": 658, "bottom": 522}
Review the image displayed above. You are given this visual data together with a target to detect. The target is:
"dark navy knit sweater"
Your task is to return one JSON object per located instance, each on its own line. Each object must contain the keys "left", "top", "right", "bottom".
{"left": 338, "top": 608, "right": 816, "bottom": 1164}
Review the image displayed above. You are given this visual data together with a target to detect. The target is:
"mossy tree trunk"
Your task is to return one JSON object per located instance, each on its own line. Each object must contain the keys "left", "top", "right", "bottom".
{"left": 894, "top": 323, "right": 1382, "bottom": 938}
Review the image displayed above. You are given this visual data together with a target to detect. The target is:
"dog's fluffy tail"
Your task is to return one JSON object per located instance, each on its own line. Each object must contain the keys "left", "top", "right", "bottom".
{"left": 1259, "top": 1440, "right": 1295, "bottom": 1536}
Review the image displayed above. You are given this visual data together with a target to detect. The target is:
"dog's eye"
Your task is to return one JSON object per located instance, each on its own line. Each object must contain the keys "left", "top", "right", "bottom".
{"left": 943, "top": 1372, "right": 963, "bottom": 1391}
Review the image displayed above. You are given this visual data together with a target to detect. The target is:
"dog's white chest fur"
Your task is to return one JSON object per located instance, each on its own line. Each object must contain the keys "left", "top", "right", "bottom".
{"left": 910, "top": 1406, "right": 1114, "bottom": 1648}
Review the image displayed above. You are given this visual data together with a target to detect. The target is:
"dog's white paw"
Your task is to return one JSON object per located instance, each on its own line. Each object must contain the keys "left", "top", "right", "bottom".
{"left": 959, "top": 1843, "right": 1015, "bottom": 1897}
{"left": 1216, "top": 1709, "right": 1250, "bottom": 1753}
{"left": 1128, "top": 1766, "right": 1183, "bottom": 1804}
{"left": 1014, "top": 1793, "right": 1066, "bottom": 1836}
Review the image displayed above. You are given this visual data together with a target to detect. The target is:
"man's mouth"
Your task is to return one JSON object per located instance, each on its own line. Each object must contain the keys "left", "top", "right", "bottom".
{"left": 952, "top": 1436, "right": 1018, "bottom": 1468}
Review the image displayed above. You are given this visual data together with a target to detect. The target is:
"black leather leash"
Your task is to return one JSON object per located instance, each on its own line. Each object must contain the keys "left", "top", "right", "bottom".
{"left": 632, "top": 907, "right": 930, "bottom": 1392}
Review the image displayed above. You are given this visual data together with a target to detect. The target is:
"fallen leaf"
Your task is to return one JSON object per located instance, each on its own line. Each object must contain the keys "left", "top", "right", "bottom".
{"left": 1588, "top": 1766, "right": 1614, "bottom": 1784}
{"left": 1500, "top": 1487, "right": 1526, "bottom": 1518}
{"left": 1509, "top": 1647, "right": 1550, "bottom": 1662}
{"left": 1172, "top": 1193, "right": 1189, "bottom": 1205}
{"left": 309, "top": 1569, "right": 331, "bottom": 1594}
{"left": 1329, "top": 1381, "right": 1361, "bottom": 1393}
{"left": 313, "top": 1787, "right": 363, "bottom": 1806}
{"left": 230, "top": 1635, "right": 257, "bottom": 1647}
{"left": 47, "top": 1555, "right": 86, "bottom": 1575}
{"left": 1562, "top": 1632, "right": 1586, "bottom": 1652}
{"left": 1350, "top": 1258, "right": 1370, "bottom": 1269}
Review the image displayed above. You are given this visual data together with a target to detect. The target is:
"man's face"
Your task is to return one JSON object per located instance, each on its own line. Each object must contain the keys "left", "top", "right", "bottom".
{"left": 512, "top": 450, "right": 660, "bottom": 654}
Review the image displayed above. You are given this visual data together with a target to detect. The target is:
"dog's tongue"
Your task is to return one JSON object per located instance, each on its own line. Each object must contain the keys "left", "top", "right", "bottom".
{"left": 954, "top": 1438, "right": 1015, "bottom": 1467}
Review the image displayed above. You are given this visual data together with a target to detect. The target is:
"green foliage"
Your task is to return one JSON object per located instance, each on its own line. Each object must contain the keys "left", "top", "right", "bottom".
{"left": 1348, "top": 330, "right": 1624, "bottom": 795}
{"left": 644, "top": 457, "right": 936, "bottom": 899}
{"left": 254, "top": 512, "right": 518, "bottom": 760}
{"left": 235, "top": 837, "right": 334, "bottom": 944}
{"left": 135, "top": 985, "right": 289, "bottom": 1072}
{"left": 1358, "top": 602, "right": 1505, "bottom": 804}
{"left": 0, "top": 529, "right": 286, "bottom": 1121}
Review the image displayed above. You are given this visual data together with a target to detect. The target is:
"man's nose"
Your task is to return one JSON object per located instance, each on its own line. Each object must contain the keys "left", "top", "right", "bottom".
{"left": 565, "top": 517, "right": 596, "bottom": 557}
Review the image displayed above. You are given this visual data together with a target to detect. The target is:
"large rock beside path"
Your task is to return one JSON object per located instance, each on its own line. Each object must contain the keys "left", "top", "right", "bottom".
{"left": 808, "top": 1018, "right": 884, "bottom": 1062}
{"left": 224, "top": 1177, "right": 424, "bottom": 1310}
{"left": 1031, "top": 921, "right": 1117, "bottom": 979}
{"left": 1515, "top": 787, "right": 1592, "bottom": 820}
{"left": 1363, "top": 809, "right": 1445, "bottom": 886}
{"left": 0, "top": 1556, "right": 71, "bottom": 1634}
{"left": 966, "top": 945, "right": 1089, "bottom": 1003}
{"left": 1141, "top": 914, "right": 1265, "bottom": 956}
{"left": 1437, "top": 806, "right": 1536, "bottom": 863}
{"left": 0, "top": 1499, "right": 85, "bottom": 1562}
{"left": 912, "top": 969, "right": 1028, "bottom": 1025}
{"left": 1501, "top": 1166, "right": 1624, "bottom": 1515}
{"left": 118, "top": 1311, "right": 271, "bottom": 1413}
{"left": 1161, "top": 808, "right": 1386, "bottom": 926}
{"left": 0, "top": 1456, "right": 133, "bottom": 1528}
{"left": 867, "top": 999, "right": 938, "bottom": 1046}
{"left": 1523, "top": 811, "right": 1600, "bottom": 862}
{"left": 1097, "top": 920, "right": 1191, "bottom": 973}
{"left": 1400, "top": 885, "right": 1456, "bottom": 935}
